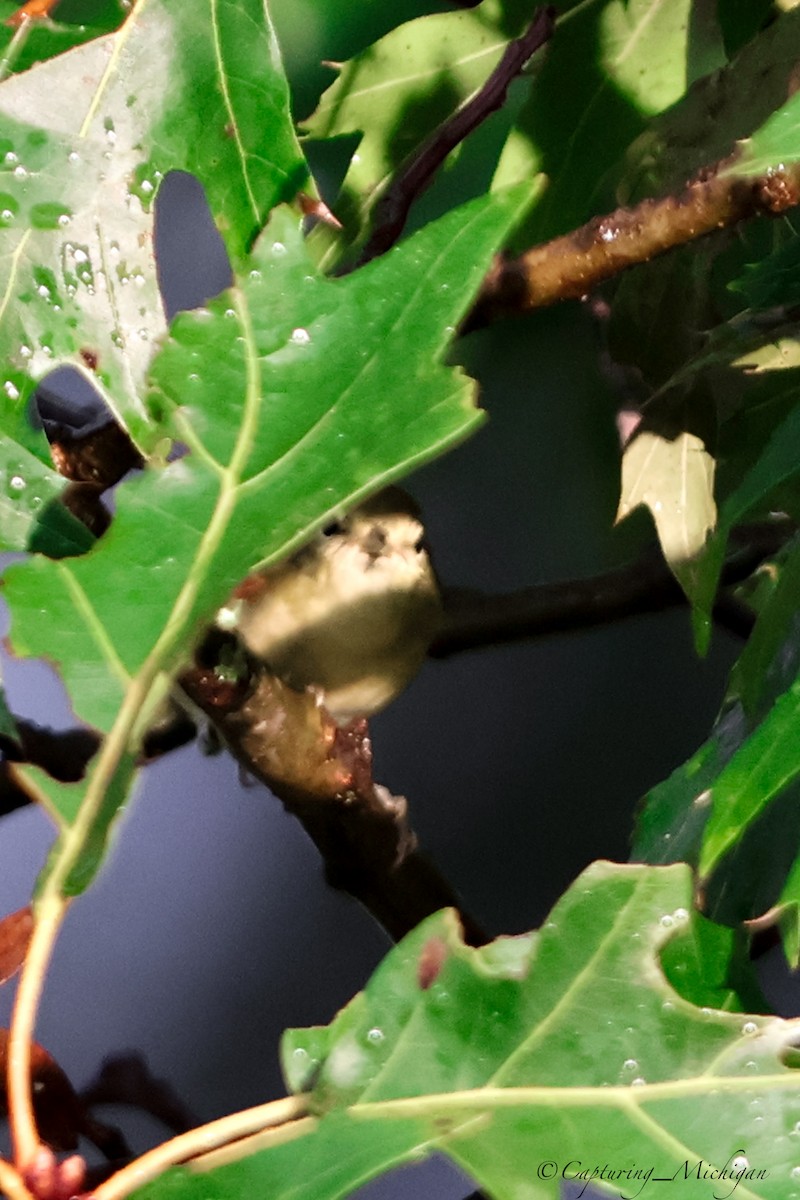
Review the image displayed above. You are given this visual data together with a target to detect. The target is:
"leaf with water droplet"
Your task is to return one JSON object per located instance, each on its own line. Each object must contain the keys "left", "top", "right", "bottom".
{"left": 131, "top": 863, "right": 798, "bottom": 1200}
{"left": 0, "top": 0, "right": 308, "bottom": 451}
{"left": 4, "top": 186, "right": 528, "bottom": 893}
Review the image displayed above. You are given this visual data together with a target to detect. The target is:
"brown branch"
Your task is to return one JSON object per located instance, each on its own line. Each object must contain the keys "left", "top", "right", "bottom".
{"left": 179, "top": 657, "right": 487, "bottom": 947}
{"left": 355, "top": 6, "right": 556, "bottom": 266}
{"left": 468, "top": 161, "right": 800, "bottom": 326}
{"left": 430, "top": 521, "right": 791, "bottom": 657}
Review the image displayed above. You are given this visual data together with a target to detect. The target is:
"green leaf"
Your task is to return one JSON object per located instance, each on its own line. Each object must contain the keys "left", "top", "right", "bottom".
{"left": 504, "top": 0, "right": 725, "bottom": 248}
{"left": 730, "top": 535, "right": 800, "bottom": 723}
{"left": 622, "top": 7, "right": 800, "bottom": 198}
{"left": 4, "top": 186, "right": 528, "bottom": 894}
{"left": 729, "top": 234, "right": 800, "bottom": 311}
{"left": 634, "top": 540, "right": 800, "bottom": 919}
{"left": 660, "top": 910, "right": 766, "bottom": 1014}
{"left": 729, "top": 88, "right": 800, "bottom": 178}
{"left": 0, "top": 1, "right": 123, "bottom": 78}
{"left": 0, "top": 436, "right": 94, "bottom": 554}
{"left": 689, "top": 396, "right": 800, "bottom": 640}
{"left": 0, "top": 0, "right": 308, "bottom": 450}
{"left": 775, "top": 855, "right": 800, "bottom": 968}
{"left": 631, "top": 701, "right": 743, "bottom": 868}
{"left": 134, "top": 864, "right": 800, "bottom": 1200}
{"left": 302, "top": 0, "right": 524, "bottom": 265}
{"left": 698, "top": 675, "right": 800, "bottom": 879}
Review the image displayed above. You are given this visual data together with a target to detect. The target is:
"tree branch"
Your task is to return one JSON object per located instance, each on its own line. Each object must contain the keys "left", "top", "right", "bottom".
{"left": 179, "top": 658, "right": 487, "bottom": 947}
{"left": 468, "top": 161, "right": 800, "bottom": 326}
{"left": 355, "top": 6, "right": 556, "bottom": 266}
{"left": 430, "top": 522, "right": 791, "bottom": 657}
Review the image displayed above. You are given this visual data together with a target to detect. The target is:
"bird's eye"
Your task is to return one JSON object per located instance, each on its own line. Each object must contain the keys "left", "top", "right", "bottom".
{"left": 414, "top": 535, "right": 425, "bottom": 552}
{"left": 322, "top": 520, "right": 344, "bottom": 537}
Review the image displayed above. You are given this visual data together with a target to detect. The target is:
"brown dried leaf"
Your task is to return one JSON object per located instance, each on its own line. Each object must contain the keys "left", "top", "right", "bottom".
{"left": 0, "top": 905, "right": 32, "bottom": 985}
{"left": 0, "top": 1028, "right": 83, "bottom": 1151}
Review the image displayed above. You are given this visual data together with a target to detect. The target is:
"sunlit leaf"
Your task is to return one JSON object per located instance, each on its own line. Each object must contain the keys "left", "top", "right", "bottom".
{"left": 134, "top": 865, "right": 800, "bottom": 1200}
{"left": 0, "top": 0, "right": 307, "bottom": 450}
{"left": 503, "top": 0, "right": 725, "bottom": 250}
{"left": 622, "top": 6, "right": 800, "bottom": 198}
{"left": 616, "top": 428, "right": 716, "bottom": 601}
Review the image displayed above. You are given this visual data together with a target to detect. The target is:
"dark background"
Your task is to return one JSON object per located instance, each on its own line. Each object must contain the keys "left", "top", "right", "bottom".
{"left": 0, "top": 4, "right": 792, "bottom": 1197}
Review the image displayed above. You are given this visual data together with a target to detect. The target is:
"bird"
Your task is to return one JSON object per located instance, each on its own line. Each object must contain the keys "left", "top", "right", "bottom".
{"left": 218, "top": 487, "right": 441, "bottom": 724}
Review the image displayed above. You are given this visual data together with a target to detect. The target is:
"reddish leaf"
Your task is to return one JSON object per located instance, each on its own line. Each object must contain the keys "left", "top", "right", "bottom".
{"left": 0, "top": 905, "right": 32, "bottom": 986}
{"left": 5, "top": 0, "right": 60, "bottom": 27}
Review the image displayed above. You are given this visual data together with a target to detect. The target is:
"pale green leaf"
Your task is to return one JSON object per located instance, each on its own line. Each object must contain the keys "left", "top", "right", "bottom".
{"left": 0, "top": 0, "right": 307, "bottom": 450}
{"left": 616, "top": 429, "right": 716, "bottom": 597}
{"left": 133, "top": 865, "right": 800, "bottom": 1200}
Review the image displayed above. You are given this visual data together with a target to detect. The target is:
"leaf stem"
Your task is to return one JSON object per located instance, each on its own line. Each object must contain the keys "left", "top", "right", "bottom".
{"left": 9, "top": 289, "right": 262, "bottom": 1168}
{"left": 349, "top": 1068, "right": 799, "bottom": 1118}
{"left": 91, "top": 1095, "right": 310, "bottom": 1200}
{"left": 7, "top": 893, "right": 68, "bottom": 1168}
{"left": 0, "top": 15, "right": 32, "bottom": 84}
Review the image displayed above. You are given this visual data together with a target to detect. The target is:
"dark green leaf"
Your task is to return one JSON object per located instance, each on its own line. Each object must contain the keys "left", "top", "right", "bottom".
{"left": 635, "top": 540, "right": 800, "bottom": 920}
{"left": 716, "top": 0, "right": 773, "bottom": 60}
{"left": 302, "top": 0, "right": 590, "bottom": 266}
{"left": 729, "top": 235, "right": 800, "bottom": 311}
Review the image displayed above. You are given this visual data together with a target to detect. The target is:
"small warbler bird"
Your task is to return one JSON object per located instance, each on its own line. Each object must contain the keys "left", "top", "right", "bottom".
{"left": 219, "top": 488, "right": 441, "bottom": 723}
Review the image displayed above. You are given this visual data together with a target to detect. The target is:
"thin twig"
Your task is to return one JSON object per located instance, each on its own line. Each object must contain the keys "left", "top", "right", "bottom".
{"left": 468, "top": 162, "right": 800, "bottom": 326}
{"left": 431, "top": 522, "right": 790, "bottom": 657}
{"left": 90, "top": 1095, "right": 309, "bottom": 1200}
{"left": 8, "top": 895, "right": 68, "bottom": 1169}
{"left": 355, "top": 7, "right": 556, "bottom": 266}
